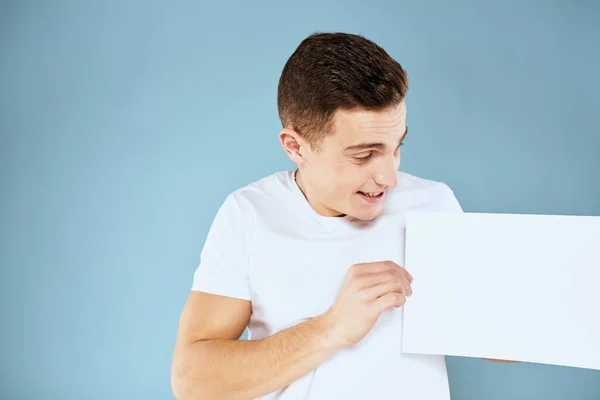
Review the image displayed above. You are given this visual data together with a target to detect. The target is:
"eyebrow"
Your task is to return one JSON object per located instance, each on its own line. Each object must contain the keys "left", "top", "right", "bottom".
{"left": 343, "top": 126, "right": 408, "bottom": 152}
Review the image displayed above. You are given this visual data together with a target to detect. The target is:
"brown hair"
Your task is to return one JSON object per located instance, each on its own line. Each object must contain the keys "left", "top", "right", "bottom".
{"left": 277, "top": 32, "right": 409, "bottom": 149}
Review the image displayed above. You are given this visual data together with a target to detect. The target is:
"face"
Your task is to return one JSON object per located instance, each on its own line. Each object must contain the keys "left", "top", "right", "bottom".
{"left": 281, "top": 101, "right": 407, "bottom": 221}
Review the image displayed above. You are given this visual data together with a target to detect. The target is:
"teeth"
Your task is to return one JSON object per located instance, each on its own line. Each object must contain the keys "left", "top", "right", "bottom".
{"left": 362, "top": 192, "right": 382, "bottom": 197}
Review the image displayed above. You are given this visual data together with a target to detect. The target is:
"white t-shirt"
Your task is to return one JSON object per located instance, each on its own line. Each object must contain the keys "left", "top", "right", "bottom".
{"left": 192, "top": 169, "right": 463, "bottom": 400}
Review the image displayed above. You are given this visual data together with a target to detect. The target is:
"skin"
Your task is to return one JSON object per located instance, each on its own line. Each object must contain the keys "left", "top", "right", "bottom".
{"left": 170, "top": 102, "right": 514, "bottom": 400}
{"left": 281, "top": 101, "right": 407, "bottom": 221}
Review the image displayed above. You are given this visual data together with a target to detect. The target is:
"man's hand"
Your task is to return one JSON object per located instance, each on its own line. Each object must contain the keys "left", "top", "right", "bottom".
{"left": 320, "top": 261, "right": 413, "bottom": 349}
{"left": 171, "top": 261, "right": 411, "bottom": 399}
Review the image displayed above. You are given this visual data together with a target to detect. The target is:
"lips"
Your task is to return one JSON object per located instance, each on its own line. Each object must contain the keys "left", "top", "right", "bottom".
{"left": 358, "top": 191, "right": 384, "bottom": 198}
{"left": 357, "top": 191, "right": 385, "bottom": 205}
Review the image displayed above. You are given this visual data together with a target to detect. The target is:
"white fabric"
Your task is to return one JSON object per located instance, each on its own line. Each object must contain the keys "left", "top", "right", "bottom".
{"left": 192, "top": 170, "right": 463, "bottom": 400}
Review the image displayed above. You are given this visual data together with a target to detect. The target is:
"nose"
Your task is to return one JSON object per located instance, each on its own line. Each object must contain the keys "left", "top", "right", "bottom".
{"left": 373, "top": 156, "right": 399, "bottom": 189}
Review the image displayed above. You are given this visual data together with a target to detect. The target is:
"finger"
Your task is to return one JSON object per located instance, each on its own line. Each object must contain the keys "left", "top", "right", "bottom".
{"left": 350, "top": 260, "right": 397, "bottom": 276}
{"left": 372, "top": 292, "right": 406, "bottom": 314}
{"left": 355, "top": 270, "right": 393, "bottom": 290}
{"left": 350, "top": 262, "right": 413, "bottom": 295}
{"left": 401, "top": 275, "right": 412, "bottom": 297}
{"left": 374, "top": 261, "right": 412, "bottom": 284}
{"left": 398, "top": 266, "right": 413, "bottom": 283}
{"left": 354, "top": 260, "right": 412, "bottom": 282}
{"left": 363, "top": 275, "right": 412, "bottom": 297}
{"left": 356, "top": 268, "right": 410, "bottom": 292}
{"left": 363, "top": 279, "right": 406, "bottom": 301}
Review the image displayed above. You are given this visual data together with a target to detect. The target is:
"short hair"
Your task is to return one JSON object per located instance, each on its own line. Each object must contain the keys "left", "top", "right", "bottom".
{"left": 277, "top": 32, "right": 409, "bottom": 149}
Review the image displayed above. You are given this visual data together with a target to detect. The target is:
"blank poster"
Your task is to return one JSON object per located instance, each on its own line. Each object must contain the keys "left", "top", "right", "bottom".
{"left": 402, "top": 211, "right": 600, "bottom": 370}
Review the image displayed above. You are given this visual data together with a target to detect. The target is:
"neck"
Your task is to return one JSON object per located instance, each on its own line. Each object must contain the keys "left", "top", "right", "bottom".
{"left": 294, "top": 169, "right": 345, "bottom": 218}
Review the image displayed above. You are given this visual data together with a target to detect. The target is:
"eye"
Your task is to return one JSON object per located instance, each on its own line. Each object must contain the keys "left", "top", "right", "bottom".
{"left": 354, "top": 153, "right": 373, "bottom": 163}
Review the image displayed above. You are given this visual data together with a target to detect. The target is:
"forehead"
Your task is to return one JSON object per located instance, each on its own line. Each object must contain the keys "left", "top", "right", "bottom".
{"left": 327, "top": 102, "right": 407, "bottom": 147}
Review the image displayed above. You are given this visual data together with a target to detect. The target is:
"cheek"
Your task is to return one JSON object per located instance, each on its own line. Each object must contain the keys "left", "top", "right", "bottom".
{"left": 393, "top": 150, "right": 402, "bottom": 167}
{"left": 345, "top": 167, "right": 373, "bottom": 192}
{"left": 311, "top": 159, "right": 341, "bottom": 192}
{"left": 326, "top": 162, "right": 357, "bottom": 193}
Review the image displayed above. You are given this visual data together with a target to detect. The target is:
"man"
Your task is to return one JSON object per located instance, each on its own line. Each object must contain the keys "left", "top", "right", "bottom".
{"left": 171, "top": 32, "right": 505, "bottom": 400}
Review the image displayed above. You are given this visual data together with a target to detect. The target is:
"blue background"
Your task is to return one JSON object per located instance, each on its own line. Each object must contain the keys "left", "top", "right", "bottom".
{"left": 1, "top": 1, "right": 599, "bottom": 399}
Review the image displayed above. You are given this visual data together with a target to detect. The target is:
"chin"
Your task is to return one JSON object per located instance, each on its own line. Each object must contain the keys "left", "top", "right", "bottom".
{"left": 350, "top": 205, "right": 384, "bottom": 221}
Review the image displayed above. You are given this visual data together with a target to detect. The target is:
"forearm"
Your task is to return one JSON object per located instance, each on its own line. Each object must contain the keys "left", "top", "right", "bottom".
{"left": 171, "top": 314, "right": 339, "bottom": 400}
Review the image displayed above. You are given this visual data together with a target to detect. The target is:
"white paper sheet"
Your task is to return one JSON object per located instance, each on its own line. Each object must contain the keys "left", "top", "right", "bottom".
{"left": 402, "top": 211, "right": 600, "bottom": 370}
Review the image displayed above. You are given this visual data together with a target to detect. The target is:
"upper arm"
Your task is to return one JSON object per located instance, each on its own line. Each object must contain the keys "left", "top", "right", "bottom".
{"left": 171, "top": 292, "right": 251, "bottom": 398}
{"left": 437, "top": 182, "right": 463, "bottom": 213}
{"left": 176, "top": 291, "right": 251, "bottom": 344}
{"left": 178, "top": 191, "right": 255, "bottom": 344}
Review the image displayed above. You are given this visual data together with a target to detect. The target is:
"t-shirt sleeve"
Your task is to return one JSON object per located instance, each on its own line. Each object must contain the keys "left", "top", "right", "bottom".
{"left": 437, "top": 182, "right": 464, "bottom": 213}
{"left": 191, "top": 193, "right": 252, "bottom": 301}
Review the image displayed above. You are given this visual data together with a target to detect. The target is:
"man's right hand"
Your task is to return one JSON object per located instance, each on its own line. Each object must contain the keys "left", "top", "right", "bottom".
{"left": 319, "top": 261, "right": 413, "bottom": 349}
{"left": 172, "top": 261, "right": 412, "bottom": 399}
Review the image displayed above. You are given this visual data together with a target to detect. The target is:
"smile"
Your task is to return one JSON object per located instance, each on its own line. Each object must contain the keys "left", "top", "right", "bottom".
{"left": 358, "top": 191, "right": 384, "bottom": 197}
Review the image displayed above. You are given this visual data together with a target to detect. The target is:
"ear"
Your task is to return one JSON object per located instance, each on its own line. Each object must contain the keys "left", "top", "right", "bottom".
{"left": 279, "top": 128, "right": 308, "bottom": 166}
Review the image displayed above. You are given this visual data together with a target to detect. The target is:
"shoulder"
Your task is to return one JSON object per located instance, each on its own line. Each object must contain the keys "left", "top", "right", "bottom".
{"left": 384, "top": 171, "right": 463, "bottom": 213}
{"left": 202, "top": 172, "right": 291, "bottom": 259}
{"left": 396, "top": 171, "right": 456, "bottom": 197}
{"left": 217, "top": 170, "right": 295, "bottom": 223}
{"left": 229, "top": 169, "right": 294, "bottom": 209}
